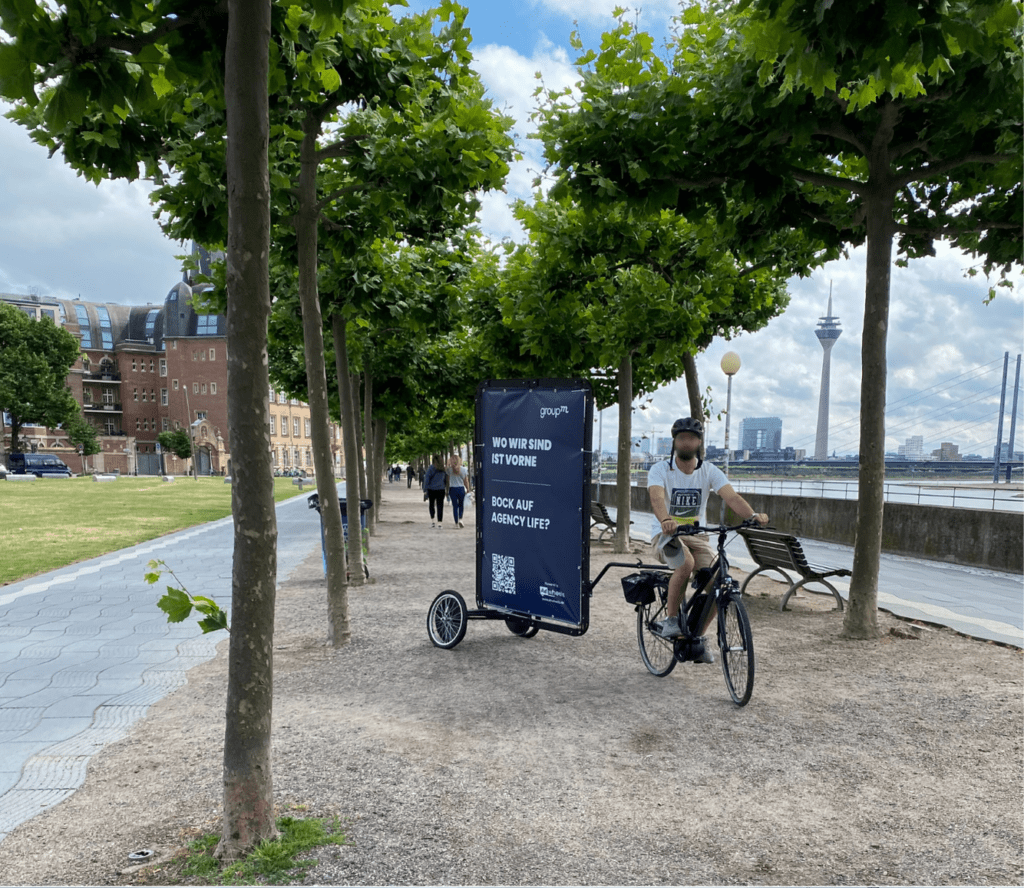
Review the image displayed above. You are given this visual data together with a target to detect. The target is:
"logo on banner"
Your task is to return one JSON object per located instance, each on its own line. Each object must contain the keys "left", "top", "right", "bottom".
{"left": 539, "top": 582, "right": 564, "bottom": 603}
{"left": 540, "top": 406, "right": 569, "bottom": 418}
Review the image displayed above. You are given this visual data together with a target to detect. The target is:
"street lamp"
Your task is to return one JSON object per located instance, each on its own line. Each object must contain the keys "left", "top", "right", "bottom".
{"left": 720, "top": 351, "right": 741, "bottom": 522}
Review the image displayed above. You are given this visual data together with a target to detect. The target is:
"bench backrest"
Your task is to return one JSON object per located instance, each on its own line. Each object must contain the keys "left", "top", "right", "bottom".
{"left": 739, "top": 528, "right": 808, "bottom": 571}
{"left": 591, "top": 501, "right": 613, "bottom": 523}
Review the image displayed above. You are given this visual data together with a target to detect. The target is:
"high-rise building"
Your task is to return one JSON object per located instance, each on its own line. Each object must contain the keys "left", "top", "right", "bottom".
{"left": 897, "top": 436, "right": 925, "bottom": 460}
{"left": 814, "top": 293, "right": 842, "bottom": 459}
{"left": 738, "top": 417, "right": 783, "bottom": 452}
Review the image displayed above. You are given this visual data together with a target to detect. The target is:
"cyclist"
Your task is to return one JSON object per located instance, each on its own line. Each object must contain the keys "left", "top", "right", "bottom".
{"left": 648, "top": 417, "right": 768, "bottom": 644}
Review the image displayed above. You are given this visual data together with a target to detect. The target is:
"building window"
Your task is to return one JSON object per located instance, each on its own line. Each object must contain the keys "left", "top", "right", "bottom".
{"left": 269, "top": 416, "right": 276, "bottom": 435}
{"left": 196, "top": 314, "right": 218, "bottom": 335}
{"left": 192, "top": 349, "right": 197, "bottom": 361}
{"left": 201, "top": 383, "right": 207, "bottom": 394}
{"left": 200, "top": 349, "right": 206, "bottom": 361}
{"left": 283, "top": 449, "right": 290, "bottom": 467}
{"left": 197, "top": 411, "right": 207, "bottom": 420}
{"left": 132, "top": 358, "right": 137, "bottom": 372}
{"left": 134, "top": 388, "right": 139, "bottom": 402}
{"left": 162, "top": 418, "right": 169, "bottom": 431}
{"left": 141, "top": 390, "right": 147, "bottom": 402}
{"left": 305, "top": 450, "right": 312, "bottom": 467}
{"left": 269, "top": 389, "right": 276, "bottom": 403}
{"left": 149, "top": 359, "right": 155, "bottom": 373}
{"left": 102, "top": 387, "right": 115, "bottom": 405}
{"left": 173, "top": 379, "right": 179, "bottom": 390}
{"left": 95, "top": 307, "right": 113, "bottom": 349}
{"left": 161, "top": 388, "right": 168, "bottom": 406}
{"left": 136, "top": 418, "right": 141, "bottom": 430}
{"left": 293, "top": 418, "right": 300, "bottom": 437}
{"left": 104, "top": 417, "right": 117, "bottom": 435}
{"left": 172, "top": 341, "right": 177, "bottom": 350}
{"left": 159, "top": 358, "right": 167, "bottom": 377}
{"left": 210, "top": 382, "right": 217, "bottom": 395}
{"left": 193, "top": 383, "right": 199, "bottom": 394}
{"left": 304, "top": 419, "right": 311, "bottom": 438}
{"left": 74, "top": 305, "right": 92, "bottom": 347}
{"left": 209, "top": 348, "right": 215, "bottom": 361}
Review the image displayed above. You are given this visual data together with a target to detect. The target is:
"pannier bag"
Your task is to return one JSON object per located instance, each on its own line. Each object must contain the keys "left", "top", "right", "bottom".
{"left": 620, "top": 572, "right": 661, "bottom": 606}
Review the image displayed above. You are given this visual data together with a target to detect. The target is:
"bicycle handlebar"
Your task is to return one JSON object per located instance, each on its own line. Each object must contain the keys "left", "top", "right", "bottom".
{"left": 671, "top": 518, "right": 762, "bottom": 536}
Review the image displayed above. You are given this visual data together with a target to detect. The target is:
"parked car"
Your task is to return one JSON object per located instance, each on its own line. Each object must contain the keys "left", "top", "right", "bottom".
{"left": 6, "top": 453, "right": 72, "bottom": 477}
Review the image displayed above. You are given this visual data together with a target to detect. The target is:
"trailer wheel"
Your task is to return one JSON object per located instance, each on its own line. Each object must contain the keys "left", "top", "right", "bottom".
{"left": 427, "top": 590, "right": 468, "bottom": 649}
{"left": 505, "top": 616, "right": 539, "bottom": 638}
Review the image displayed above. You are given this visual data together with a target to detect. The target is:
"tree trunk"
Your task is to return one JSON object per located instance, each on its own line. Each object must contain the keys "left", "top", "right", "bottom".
{"left": 363, "top": 371, "right": 376, "bottom": 535}
{"left": 296, "top": 115, "right": 349, "bottom": 647}
{"left": 682, "top": 352, "right": 703, "bottom": 421}
{"left": 218, "top": 0, "right": 277, "bottom": 860}
{"left": 613, "top": 352, "right": 633, "bottom": 553}
{"left": 373, "top": 415, "right": 387, "bottom": 520}
{"left": 843, "top": 184, "right": 894, "bottom": 641}
{"left": 351, "top": 371, "right": 367, "bottom": 507}
{"left": 331, "top": 317, "right": 366, "bottom": 587}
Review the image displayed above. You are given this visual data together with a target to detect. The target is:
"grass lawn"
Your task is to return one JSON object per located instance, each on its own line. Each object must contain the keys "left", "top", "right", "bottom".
{"left": 0, "top": 475, "right": 314, "bottom": 586}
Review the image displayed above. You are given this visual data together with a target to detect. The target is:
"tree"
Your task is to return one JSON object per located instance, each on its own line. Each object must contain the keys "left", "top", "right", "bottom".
{"left": 0, "top": 302, "right": 80, "bottom": 455}
{"left": 498, "top": 194, "right": 797, "bottom": 550}
{"left": 64, "top": 409, "right": 101, "bottom": 462}
{"left": 157, "top": 427, "right": 193, "bottom": 462}
{"left": 533, "top": 1, "right": 1022, "bottom": 636}
{"left": 0, "top": 0, "right": 295, "bottom": 856}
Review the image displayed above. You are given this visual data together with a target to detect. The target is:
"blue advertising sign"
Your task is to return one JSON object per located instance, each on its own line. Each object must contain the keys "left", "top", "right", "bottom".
{"left": 475, "top": 379, "right": 593, "bottom": 633}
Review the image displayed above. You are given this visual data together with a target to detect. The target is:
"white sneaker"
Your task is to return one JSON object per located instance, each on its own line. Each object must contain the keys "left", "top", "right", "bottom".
{"left": 458, "top": 521, "right": 465, "bottom": 528}
{"left": 653, "top": 616, "right": 683, "bottom": 639}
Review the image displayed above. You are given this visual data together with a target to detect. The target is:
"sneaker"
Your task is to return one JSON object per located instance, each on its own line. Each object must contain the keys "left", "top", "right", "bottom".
{"left": 431, "top": 521, "right": 436, "bottom": 528}
{"left": 653, "top": 615, "right": 683, "bottom": 639}
{"left": 458, "top": 521, "right": 465, "bottom": 528}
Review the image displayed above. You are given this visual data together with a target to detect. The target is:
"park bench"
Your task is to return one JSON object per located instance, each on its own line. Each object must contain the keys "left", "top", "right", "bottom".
{"left": 737, "top": 527, "right": 850, "bottom": 612}
{"left": 590, "top": 501, "right": 633, "bottom": 543}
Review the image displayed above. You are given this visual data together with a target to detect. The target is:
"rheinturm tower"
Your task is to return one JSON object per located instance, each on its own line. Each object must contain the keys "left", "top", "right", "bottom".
{"left": 814, "top": 292, "right": 842, "bottom": 460}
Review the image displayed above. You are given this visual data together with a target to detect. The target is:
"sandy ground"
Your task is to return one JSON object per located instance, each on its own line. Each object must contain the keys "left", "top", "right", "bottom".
{"left": 0, "top": 483, "right": 1021, "bottom": 886}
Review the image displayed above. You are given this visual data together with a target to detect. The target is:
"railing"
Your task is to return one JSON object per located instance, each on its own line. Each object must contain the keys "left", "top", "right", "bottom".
{"left": 593, "top": 466, "right": 1022, "bottom": 512}
{"left": 83, "top": 403, "right": 123, "bottom": 412}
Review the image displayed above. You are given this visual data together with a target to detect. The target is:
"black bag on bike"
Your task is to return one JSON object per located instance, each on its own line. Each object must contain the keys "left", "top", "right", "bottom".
{"left": 621, "top": 572, "right": 660, "bottom": 606}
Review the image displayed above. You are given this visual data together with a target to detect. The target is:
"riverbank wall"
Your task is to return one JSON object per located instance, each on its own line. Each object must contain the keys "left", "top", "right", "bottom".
{"left": 591, "top": 483, "right": 1023, "bottom": 574}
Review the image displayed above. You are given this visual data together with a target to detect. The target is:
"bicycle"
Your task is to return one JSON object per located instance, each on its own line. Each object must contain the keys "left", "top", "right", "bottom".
{"left": 592, "top": 518, "right": 758, "bottom": 706}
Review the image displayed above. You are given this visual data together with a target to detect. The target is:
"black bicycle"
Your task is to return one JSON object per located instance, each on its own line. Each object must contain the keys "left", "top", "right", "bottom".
{"left": 592, "top": 519, "right": 758, "bottom": 706}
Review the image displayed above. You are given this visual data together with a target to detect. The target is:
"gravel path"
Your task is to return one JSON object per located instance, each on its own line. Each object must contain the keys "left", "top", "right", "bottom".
{"left": 0, "top": 484, "right": 1020, "bottom": 886}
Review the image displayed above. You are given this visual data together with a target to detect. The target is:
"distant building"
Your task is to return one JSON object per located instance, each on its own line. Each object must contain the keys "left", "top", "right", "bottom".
{"left": 994, "top": 443, "right": 1023, "bottom": 460}
{"left": 1, "top": 249, "right": 344, "bottom": 476}
{"left": 932, "top": 442, "right": 961, "bottom": 461}
{"left": 814, "top": 294, "right": 842, "bottom": 460}
{"left": 738, "top": 417, "right": 783, "bottom": 452}
{"left": 655, "top": 436, "right": 673, "bottom": 456}
{"left": 897, "top": 436, "right": 925, "bottom": 460}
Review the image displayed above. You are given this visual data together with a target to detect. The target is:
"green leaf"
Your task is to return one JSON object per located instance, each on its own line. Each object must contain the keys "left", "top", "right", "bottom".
{"left": 198, "top": 611, "right": 229, "bottom": 634}
{"left": 157, "top": 587, "right": 193, "bottom": 623}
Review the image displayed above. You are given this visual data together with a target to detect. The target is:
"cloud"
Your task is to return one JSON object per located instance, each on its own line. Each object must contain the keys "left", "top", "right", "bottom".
{"left": 0, "top": 115, "right": 184, "bottom": 306}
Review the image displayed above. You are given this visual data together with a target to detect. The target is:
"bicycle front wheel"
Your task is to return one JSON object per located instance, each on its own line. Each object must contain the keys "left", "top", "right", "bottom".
{"left": 637, "top": 598, "right": 676, "bottom": 677}
{"left": 718, "top": 595, "right": 754, "bottom": 706}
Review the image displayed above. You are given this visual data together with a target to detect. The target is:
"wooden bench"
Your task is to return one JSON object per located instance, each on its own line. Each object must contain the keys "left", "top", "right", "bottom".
{"left": 590, "top": 501, "right": 633, "bottom": 542}
{"left": 737, "top": 527, "right": 850, "bottom": 611}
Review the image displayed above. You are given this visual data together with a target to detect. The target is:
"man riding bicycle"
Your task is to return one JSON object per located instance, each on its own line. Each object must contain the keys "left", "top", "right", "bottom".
{"left": 648, "top": 417, "right": 768, "bottom": 644}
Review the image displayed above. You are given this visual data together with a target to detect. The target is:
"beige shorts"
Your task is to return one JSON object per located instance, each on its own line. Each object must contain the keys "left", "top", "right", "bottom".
{"left": 652, "top": 532, "right": 715, "bottom": 570}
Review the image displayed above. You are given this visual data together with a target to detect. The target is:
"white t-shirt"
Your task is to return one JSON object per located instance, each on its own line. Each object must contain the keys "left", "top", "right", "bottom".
{"left": 646, "top": 458, "right": 729, "bottom": 535}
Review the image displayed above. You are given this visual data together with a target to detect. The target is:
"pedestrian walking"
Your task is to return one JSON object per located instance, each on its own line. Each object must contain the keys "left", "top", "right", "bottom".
{"left": 446, "top": 454, "right": 472, "bottom": 528}
{"left": 423, "top": 455, "right": 448, "bottom": 528}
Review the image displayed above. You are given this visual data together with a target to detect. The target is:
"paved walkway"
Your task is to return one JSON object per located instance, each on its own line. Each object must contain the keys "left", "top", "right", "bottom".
{"left": 0, "top": 488, "right": 326, "bottom": 844}
{"left": 605, "top": 504, "right": 1023, "bottom": 648}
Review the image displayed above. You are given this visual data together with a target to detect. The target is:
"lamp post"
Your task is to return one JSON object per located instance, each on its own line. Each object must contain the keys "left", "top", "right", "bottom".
{"left": 720, "top": 351, "right": 741, "bottom": 522}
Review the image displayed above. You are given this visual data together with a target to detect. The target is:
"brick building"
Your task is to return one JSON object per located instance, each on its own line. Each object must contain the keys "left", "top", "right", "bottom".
{"left": 1, "top": 274, "right": 343, "bottom": 476}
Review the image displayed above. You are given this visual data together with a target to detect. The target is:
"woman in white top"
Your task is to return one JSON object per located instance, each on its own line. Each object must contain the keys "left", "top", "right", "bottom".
{"left": 446, "top": 454, "right": 472, "bottom": 529}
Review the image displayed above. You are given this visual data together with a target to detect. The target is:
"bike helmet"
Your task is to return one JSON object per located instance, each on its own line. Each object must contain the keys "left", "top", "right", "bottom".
{"left": 670, "top": 417, "right": 704, "bottom": 439}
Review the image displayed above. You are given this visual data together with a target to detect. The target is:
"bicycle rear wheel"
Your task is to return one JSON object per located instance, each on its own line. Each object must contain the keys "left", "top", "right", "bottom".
{"left": 718, "top": 595, "right": 754, "bottom": 705}
{"left": 637, "top": 595, "right": 676, "bottom": 677}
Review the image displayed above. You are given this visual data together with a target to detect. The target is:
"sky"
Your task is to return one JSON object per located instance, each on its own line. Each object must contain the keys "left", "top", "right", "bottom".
{"left": 1, "top": 0, "right": 1021, "bottom": 459}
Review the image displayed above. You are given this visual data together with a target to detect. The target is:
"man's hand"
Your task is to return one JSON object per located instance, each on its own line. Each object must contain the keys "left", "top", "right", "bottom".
{"left": 749, "top": 512, "right": 769, "bottom": 526}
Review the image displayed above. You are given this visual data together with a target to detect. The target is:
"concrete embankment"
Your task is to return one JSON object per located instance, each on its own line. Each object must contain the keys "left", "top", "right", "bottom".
{"left": 592, "top": 483, "right": 1023, "bottom": 574}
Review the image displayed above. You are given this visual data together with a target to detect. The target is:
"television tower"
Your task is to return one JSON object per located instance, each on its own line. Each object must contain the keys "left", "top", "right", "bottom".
{"left": 814, "top": 286, "right": 842, "bottom": 460}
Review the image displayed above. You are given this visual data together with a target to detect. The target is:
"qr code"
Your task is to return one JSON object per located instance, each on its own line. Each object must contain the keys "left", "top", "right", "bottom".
{"left": 492, "top": 554, "right": 516, "bottom": 596}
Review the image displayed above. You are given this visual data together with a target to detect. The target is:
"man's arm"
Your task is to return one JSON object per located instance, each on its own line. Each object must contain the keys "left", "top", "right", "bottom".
{"left": 648, "top": 485, "right": 679, "bottom": 536}
{"left": 718, "top": 484, "right": 768, "bottom": 525}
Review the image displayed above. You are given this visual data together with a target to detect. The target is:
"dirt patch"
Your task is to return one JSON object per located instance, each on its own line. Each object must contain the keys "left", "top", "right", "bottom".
{"left": 0, "top": 484, "right": 1020, "bottom": 886}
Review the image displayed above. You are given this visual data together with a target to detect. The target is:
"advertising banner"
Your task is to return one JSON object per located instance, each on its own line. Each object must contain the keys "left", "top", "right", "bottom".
{"left": 475, "top": 379, "right": 593, "bottom": 632}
